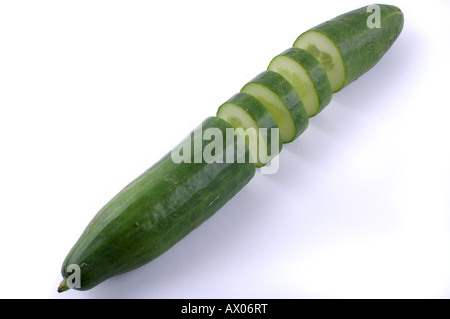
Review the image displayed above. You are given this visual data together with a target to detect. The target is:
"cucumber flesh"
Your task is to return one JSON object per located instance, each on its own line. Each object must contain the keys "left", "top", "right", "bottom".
{"left": 218, "top": 104, "right": 261, "bottom": 165}
{"left": 217, "top": 93, "right": 281, "bottom": 167}
{"left": 241, "top": 83, "right": 293, "bottom": 142}
{"left": 294, "top": 30, "right": 345, "bottom": 93}
{"left": 268, "top": 48, "right": 332, "bottom": 117}
{"left": 241, "top": 71, "right": 308, "bottom": 143}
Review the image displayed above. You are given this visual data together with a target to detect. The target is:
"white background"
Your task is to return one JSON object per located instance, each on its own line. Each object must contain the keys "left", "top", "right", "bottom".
{"left": 1, "top": 0, "right": 449, "bottom": 299}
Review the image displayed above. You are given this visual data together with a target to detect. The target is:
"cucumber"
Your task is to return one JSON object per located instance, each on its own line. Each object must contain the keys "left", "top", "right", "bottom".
{"left": 59, "top": 4, "right": 404, "bottom": 292}
{"left": 58, "top": 117, "right": 255, "bottom": 291}
{"left": 268, "top": 48, "right": 332, "bottom": 117}
{"left": 294, "top": 4, "right": 404, "bottom": 92}
{"left": 240, "top": 70, "right": 308, "bottom": 143}
{"left": 217, "top": 92, "right": 282, "bottom": 167}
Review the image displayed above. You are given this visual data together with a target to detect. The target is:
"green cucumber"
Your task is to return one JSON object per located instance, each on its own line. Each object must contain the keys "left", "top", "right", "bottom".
{"left": 268, "top": 47, "right": 332, "bottom": 117}
{"left": 294, "top": 4, "right": 404, "bottom": 92}
{"left": 58, "top": 117, "right": 255, "bottom": 291}
{"left": 217, "top": 92, "right": 281, "bottom": 167}
{"left": 59, "top": 4, "right": 404, "bottom": 292}
{"left": 240, "top": 70, "right": 308, "bottom": 143}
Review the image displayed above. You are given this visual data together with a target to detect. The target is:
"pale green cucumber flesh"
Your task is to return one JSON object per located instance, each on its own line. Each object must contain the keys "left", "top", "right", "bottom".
{"left": 241, "top": 83, "right": 295, "bottom": 143}
{"left": 218, "top": 104, "right": 267, "bottom": 166}
{"left": 268, "top": 47, "right": 332, "bottom": 117}
{"left": 217, "top": 93, "right": 281, "bottom": 167}
{"left": 268, "top": 56, "right": 318, "bottom": 116}
{"left": 240, "top": 71, "right": 308, "bottom": 143}
{"left": 294, "top": 30, "right": 345, "bottom": 92}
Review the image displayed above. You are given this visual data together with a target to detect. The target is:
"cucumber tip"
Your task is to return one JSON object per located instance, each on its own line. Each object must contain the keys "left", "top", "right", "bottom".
{"left": 57, "top": 279, "right": 70, "bottom": 293}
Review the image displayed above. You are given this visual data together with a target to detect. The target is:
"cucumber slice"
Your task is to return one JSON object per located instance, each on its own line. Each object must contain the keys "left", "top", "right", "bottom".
{"left": 294, "top": 31, "right": 345, "bottom": 93}
{"left": 268, "top": 47, "right": 332, "bottom": 117}
{"left": 240, "top": 70, "right": 308, "bottom": 143}
{"left": 217, "top": 93, "right": 282, "bottom": 167}
{"left": 294, "top": 4, "right": 404, "bottom": 92}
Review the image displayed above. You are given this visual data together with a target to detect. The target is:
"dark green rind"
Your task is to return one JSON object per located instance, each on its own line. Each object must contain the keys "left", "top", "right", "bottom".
{"left": 241, "top": 70, "right": 309, "bottom": 143}
{"left": 217, "top": 92, "right": 282, "bottom": 167}
{"left": 61, "top": 117, "right": 256, "bottom": 291}
{"left": 297, "top": 4, "right": 404, "bottom": 89}
{"left": 269, "top": 47, "right": 332, "bottom": 116}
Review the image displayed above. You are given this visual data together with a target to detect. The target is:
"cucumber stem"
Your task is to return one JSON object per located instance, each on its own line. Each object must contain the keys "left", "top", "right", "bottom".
{"left": 57, "top": 279, "right": 70, "bottom": 293}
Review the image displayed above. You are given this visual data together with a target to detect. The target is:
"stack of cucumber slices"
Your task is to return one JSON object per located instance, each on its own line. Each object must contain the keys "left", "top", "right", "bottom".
{"left": 59, "top": 4, "right": 404, "bottom": 292}
{"left": 217, "top": 4, "right": 404, "bottom": 167}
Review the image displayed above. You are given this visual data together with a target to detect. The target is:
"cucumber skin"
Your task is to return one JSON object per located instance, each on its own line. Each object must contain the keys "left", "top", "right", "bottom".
{"left": 61, "top": 117, "right": 255, "bottom": 291}
{"left": 296, "top": 4, "right": 404, "bottom": 89}
{"left": 269, "top": 48, "right": 332, "bottom": 116}
{"left": 241, "top": 70, "right": 309, "bottom": 143}
{"left": 217, "top": 92, "right": 282, "bottom": 166}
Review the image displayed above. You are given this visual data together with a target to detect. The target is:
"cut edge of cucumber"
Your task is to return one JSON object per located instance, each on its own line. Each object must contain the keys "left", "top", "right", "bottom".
{"left": 268, "top": 55, "right": 319, "bottom": 117}
{"left": 241, "top": 83, "right": 297, "bottom": 143}
{"left": 217, "top": 102, "right": 270, "bottom": 167}
{"left": 294, "top": 30, "right": 345, "bottom": 93}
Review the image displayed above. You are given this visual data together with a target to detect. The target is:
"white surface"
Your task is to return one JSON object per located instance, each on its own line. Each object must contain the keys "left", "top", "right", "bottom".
{"left": 0, "top": 0, "right": 449, "bottom": 299}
